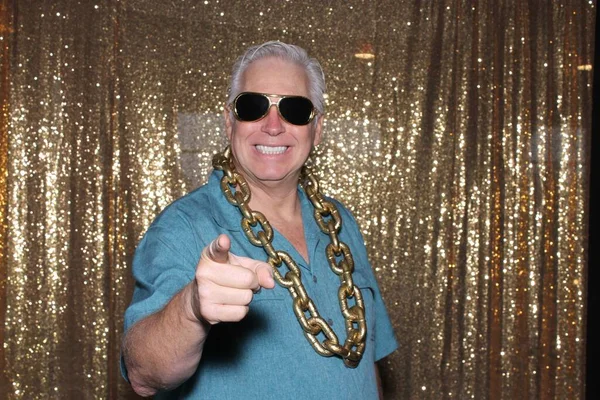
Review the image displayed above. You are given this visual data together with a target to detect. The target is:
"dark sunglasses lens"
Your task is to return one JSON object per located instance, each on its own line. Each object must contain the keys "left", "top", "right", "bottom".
{"left": 235, "top": 93, "right": 269, "bottom": 121}
{"left": 279, "top": 97, "right": 314, "bottom": 125}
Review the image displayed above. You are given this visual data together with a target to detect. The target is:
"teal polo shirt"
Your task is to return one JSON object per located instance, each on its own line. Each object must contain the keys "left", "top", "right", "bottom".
{"left": 123, "top": 170, "right": 398, "bottom": 399}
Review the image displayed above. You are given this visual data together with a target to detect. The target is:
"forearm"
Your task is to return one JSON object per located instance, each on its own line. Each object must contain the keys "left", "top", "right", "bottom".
{"left": 122, "top": 282, "right": 209, "bottom": 396}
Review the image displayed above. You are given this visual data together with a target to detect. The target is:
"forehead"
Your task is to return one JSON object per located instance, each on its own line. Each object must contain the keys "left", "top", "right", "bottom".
{"left": 240, "top": 57, "right": 310, "bottom": 97}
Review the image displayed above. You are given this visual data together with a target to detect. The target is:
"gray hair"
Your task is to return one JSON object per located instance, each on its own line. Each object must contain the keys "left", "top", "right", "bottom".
{"left": 227, "top": 41, "right": 326, "bottom": 116}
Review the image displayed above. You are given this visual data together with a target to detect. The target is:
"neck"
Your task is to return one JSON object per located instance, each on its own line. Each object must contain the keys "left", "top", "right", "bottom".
{"left": 243, "top": 173, "right": 302, "bottom": 221}
{"left": 229, "top": 156, "right": 304, "bottom": 220}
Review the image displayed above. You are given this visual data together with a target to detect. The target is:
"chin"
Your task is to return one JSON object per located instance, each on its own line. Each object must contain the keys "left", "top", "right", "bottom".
{"left": 251, "top": 168, "right": 299, "bottom": 183}
{"left": 254, "top": 173, "right": 290, "bottom": 182}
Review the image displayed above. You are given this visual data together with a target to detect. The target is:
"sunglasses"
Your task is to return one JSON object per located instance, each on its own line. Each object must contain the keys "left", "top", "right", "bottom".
{"left": 231, "top": 92, "right": 316, "bottom": 126}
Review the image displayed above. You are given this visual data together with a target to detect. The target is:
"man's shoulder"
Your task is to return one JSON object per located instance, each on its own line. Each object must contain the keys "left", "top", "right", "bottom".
{"left": 321, "top": 195, "right": 358, "bottom": 224}
{"left": 151, "top": 178, "right": 219, "bottom": 228}
{"left": 326, "top": 196, "right": 350, "bottom": 212}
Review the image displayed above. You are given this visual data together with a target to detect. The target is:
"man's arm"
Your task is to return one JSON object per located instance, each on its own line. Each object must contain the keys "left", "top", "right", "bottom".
{"left": 121, "top": 234, "right": 274, "bottom": 397}
{"left": 122, "top": 282, "right": 207, "bottom": 396}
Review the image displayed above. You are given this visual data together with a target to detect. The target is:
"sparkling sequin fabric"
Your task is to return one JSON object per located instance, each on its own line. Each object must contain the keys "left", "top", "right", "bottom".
{"left": 0, "top": 1, "right": 594, "bottom": 398}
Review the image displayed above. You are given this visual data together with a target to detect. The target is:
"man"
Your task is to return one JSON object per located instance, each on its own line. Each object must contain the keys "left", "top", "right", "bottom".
{"left": 121, "top": 41, "right": 398, "bottom": 398}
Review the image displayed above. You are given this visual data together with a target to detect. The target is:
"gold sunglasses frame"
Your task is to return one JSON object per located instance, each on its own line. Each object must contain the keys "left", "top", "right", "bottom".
{"left": 231, "top": 92, "right": 317, "bottom": 126}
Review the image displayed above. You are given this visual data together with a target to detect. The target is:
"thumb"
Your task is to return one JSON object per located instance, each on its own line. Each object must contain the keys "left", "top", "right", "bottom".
{"left": 230, "top": 254, "right": 275, "bottom": 289}
{"left": 256, "top": 263, "right": 275, "bottom": 289}
{"left": 203, "top": 234, "right": 231, "bottom": 264}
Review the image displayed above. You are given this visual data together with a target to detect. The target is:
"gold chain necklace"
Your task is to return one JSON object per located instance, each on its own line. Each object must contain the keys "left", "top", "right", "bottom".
{"left": 212, "top": 147, "right": 367, "bottom": 368}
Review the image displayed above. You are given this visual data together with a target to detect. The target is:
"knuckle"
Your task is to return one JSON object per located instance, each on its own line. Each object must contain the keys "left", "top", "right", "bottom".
{"left": 197, "top": 303, "right": 210, "bottom": 319}
{"left": 195, "top": 267, "right": 211, "bottom": 284}
{"left": 195, "top": 261, "right": 210, "bottom": 278}
{"left": 196, "top": 281, "right": 212, "bottom": 300}
{"left": 195, "top": 270, "right": 205, "bottom": 283}
{"left": 242, "top": 289, "right": 253, "bottom": 306}
{"left": 237, "top": 305, "right": 250, "bottom": 320}
{"left": 240, "top": 270, "right": 256, "bottom": 288}
{"left": 201, "top": 304, "right": 220, "bottom": 324}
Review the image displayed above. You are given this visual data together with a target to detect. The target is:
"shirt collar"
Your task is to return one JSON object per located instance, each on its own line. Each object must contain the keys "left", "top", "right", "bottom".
{"left": 208, "top": 170, "right": 318, "bottom": 235}
{"left": 208, "top": 170, "right": 243, "bottom": 231}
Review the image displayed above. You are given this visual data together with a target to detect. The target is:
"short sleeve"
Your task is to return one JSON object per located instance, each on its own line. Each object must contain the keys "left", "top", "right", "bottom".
{"left": 121, "top": 207, "right": 205, "bottom": 381}
{"left": 124, "top": 209, "right": 202, "bottom": 332}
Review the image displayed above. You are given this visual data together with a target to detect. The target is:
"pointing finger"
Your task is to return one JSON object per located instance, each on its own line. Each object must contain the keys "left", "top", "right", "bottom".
{"left": 203, "top": 234, "right": 230, "bottom": 264}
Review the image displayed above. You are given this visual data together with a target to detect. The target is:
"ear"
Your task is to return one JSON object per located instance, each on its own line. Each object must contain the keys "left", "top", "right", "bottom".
{"left": 224, "top": 105, "right": 234, "bottom": 141}
{"left": 312, "top": 115, "right": 324, "bottom": 147}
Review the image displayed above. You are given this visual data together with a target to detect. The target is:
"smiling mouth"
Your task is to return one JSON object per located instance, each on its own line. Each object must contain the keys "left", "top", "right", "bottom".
{"left": 255, "top": 145, "right": 288, "bottom": 155}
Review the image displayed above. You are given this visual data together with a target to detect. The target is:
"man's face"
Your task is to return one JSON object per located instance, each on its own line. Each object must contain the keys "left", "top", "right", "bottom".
{"left": 225, "top": 57, "right": 322, "bottom": 189}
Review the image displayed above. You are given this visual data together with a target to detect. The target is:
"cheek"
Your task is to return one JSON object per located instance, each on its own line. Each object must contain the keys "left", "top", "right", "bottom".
{"left": 229, "top": 128, "right": 255, "bottom": 157}
{"left": 229, "top": 125, "right": 246, "bottom": 143}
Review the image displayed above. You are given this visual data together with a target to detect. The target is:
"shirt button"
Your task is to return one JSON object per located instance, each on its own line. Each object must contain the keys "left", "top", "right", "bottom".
{"left": 313, "top": 275, "right": 318, "bottom": 283}
{"left": 327, "top": 318, "right": 334, "bottom": 325}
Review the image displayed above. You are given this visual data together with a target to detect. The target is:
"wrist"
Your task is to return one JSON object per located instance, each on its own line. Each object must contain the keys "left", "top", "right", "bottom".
{"left": 182, "top": 281, "right": 211, "bottom": 330}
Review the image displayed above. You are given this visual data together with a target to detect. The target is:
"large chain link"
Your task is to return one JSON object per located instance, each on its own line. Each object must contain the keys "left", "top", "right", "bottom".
{"left": 212, "top": 147, "right": 367, "bottom": 368}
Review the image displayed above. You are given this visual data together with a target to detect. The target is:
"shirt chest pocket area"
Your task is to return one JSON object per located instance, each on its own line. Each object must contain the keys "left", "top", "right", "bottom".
{"left": 249, "top": 264, "right": 376, "bottom": 336}
{"left": 336, "top": 268, "right": 375, "bottom": 345}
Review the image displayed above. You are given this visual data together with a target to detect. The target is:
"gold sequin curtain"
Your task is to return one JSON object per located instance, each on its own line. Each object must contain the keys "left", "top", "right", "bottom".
{"left": 0, "top": 0, "right": 594, "bottom": 399}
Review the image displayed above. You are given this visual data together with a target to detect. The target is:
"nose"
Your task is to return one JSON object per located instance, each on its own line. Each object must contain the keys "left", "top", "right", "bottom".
{"left": 261, "top": 105, "right": 285, "bottom": 136}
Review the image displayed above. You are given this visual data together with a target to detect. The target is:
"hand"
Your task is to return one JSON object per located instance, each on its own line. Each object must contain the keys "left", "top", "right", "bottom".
{"left": 189, "top": 234, "right": 275, "bottom": 325}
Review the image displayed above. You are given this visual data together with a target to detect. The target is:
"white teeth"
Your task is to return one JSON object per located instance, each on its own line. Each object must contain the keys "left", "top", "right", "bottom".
{"left": 255, "top": 145, "right": 287, "bottom": 155}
